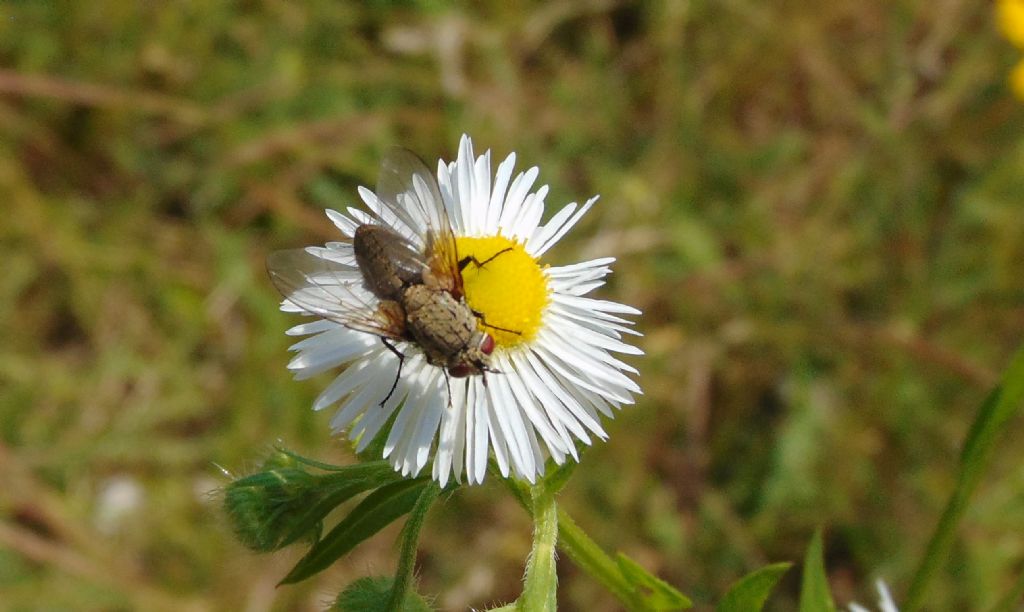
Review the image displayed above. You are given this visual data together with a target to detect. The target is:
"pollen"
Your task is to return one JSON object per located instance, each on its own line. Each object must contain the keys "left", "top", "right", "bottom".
{"left": 456, "top": 236, "right": 548, "bottom": 348}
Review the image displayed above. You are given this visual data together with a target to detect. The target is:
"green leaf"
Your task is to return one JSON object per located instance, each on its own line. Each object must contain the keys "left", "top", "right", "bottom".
{"left": 906, "top": 345, "right": 1024, "bottom": 611}
{"left": 716, "top": 563, "right": 792, "bottom": 612}
{"left": 281, "top": 478, "right": 427, "bottom": 584}
{"left": 798, "top": 529, "right": 835, "bottom": 612}
{"left": 615, "top": 553, "right": 693, "bottom": 610}
{"left": 279, "top": 461, "right": 404, "bottom": 548}
{"left": 332, "top": 576, "right": 433, "bottom": 612}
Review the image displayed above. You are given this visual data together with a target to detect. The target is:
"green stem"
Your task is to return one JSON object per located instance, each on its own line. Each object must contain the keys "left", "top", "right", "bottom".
{"left": 502, "top": 477, "right": 645, "bottom": 611}
{"left": 519, "top": 482, "right": 559, "bottom": 612}
{"left": 386, "top": 481, "right": 440, "bottom": 612}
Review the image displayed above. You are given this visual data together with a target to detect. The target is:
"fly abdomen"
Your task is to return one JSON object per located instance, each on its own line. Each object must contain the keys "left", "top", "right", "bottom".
{"left": 353, "top": 225, "right": 424, "bottom": 301}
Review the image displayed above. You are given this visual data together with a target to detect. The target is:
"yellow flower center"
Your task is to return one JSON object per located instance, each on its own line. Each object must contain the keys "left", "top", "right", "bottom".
{"left": 1012, "top": 60, "right": 1024, "bottom": 101}
{"left": 998, "top": 0, "right": 1024, "bottom": 49}
{"left": 456, "top": 236, "right": 548, "bottom": 348}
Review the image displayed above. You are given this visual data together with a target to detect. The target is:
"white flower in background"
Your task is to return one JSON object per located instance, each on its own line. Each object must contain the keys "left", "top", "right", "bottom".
{"left": 849, "top": 580, "right": 900, "bottom": 612}
{"left": 271, "top": 135, "right": 641, "bottom": 485}
{"left": 93, "top": 475, "right": 144, "bottom": 535}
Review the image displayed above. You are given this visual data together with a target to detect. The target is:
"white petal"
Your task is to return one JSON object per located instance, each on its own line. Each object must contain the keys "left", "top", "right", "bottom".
{"left": 510, "top": 185, "right": 548, "bottom": 240}
{"left": 488, "top": 356, "right": 536, "bottom": 478}
{"left": 527, "top": 202, "right": 576, "bottom": 254}
{"left": 433, "top": 379, "right": 467, "bottom": 486}
{"left": 456, "top": 136, "right": 476, "bottom": 232}
{"left": 485, "top": 390, "right": 511, "bottom": 479}
{"left": 522, "top": 349, "right": 606, "bottom": 439}
{"left": 502, "top": 353, "right": 570, "bottom": 452}
{"left": 471, "top": 150, "right": 491, "bottom": 234}
{"left": 469, "top": 380, "right": 490, "bottom": 485}
{"left": 548, "top": 292, "right": 642, "bottom": 316}
{"left": 486, "top": 153, "right": 516, "bottom": 233}
{"left": 408, "top": 372, "right": 444, "bottom": 475}
{"left": 532, "top": 195, "right": 598, "bottom": 256}
{"left": 498, "top": 167, "right": 539, "bottom": 231}
{"left": 286, "top": 319, "right": 338, "bottom": 336}
{"left": 326, "top": 208, "right": 360, "bottom": 236}
{"left": 288, "top": 333, "right": 379, "bottom": 379}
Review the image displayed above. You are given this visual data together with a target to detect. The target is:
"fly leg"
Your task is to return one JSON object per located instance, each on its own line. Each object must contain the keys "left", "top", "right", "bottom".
{"left": 379, "top": 338, "right": 405, "bottom": 407}
{"left": 458, "top": 247, "right": 522, "bottom": 336}
{"left": 470, "top": 309, "right": 523, "bottom": 336}
{"left": 443, "top": 370, "right": 453, "bottom": 408}
{"left": 458, "top": 247, "right": 513, "bottom": 272}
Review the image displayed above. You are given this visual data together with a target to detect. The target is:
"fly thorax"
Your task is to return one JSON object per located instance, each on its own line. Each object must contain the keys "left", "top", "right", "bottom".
{"left": 400, "top": 284, "right": 434, "bottom": 313}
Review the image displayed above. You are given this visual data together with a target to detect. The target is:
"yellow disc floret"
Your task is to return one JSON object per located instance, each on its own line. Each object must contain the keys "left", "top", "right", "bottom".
{"left": 456, "top": 235, "right": 548, "bottom": 348}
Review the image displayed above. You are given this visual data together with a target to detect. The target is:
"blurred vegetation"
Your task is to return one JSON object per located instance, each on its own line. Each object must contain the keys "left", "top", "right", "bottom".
{"left": 1, "top": 1, "right": 1023, "bottom": 610}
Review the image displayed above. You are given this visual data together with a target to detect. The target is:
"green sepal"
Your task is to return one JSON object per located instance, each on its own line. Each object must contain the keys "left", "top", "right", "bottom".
{"left": 223, "top": 457, "right": 402, "bottom": 553}
{"left": 540, "top": 458, "right": 577, "bottom": 497}
{"left": 280, "top": 478, "right": 428, "bottom": 584}
{"left": 798, "top": 529, "right": 836, "bottom": 612}
{"left": 615, "top": 553, "right": 693, "bottom": 610}
{"left": 332, "top": 576, "right": 434, "bottom": 612}
{"left": 715, "top": 563, "right": 792, "bottom": 612}
{"left": 224, "top": 467, "right": 322, "bottom": 552}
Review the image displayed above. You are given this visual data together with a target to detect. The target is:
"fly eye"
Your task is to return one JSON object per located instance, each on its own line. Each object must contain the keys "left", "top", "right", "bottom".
{"left": 480, "top": 334, "right": 495, "bottom": 356}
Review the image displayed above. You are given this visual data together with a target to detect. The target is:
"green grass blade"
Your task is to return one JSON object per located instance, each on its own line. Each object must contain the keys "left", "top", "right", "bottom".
{"left": 906, "top": 345, "right": 1024, "bottom": 611}
{"left": 798, "top": 529, "right": 836, "bottom": 612}
{"left": 715, "top": 563, "right": 792, "bottom": 612}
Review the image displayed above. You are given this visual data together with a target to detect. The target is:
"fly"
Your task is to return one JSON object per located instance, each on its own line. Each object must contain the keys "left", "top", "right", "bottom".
{"left": 267, "top": 147, "right": 519, "bottom": 407}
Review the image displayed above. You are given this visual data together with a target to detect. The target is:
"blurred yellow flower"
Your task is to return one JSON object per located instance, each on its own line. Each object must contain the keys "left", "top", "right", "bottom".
{"left": 998, "top": 0, "right": 1024, "bottom": 48}
{"left": 1011, "top": 59, "right": 1024, "bottom": 99}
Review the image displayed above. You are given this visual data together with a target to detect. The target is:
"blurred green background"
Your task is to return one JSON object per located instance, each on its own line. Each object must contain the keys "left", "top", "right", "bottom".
{"left": 2, "top": 2, "right": 1023, "bottom": 610}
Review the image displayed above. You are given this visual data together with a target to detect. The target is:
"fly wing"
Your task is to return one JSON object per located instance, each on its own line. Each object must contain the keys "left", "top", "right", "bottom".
{"left": 376, "top": 147, "right": 464, "bottom": 296}
{"left": 267, "top": 248, "right": 405, "bottom": 340}
{"left": 354, "top": 224, "right": 425, "bottom": 295}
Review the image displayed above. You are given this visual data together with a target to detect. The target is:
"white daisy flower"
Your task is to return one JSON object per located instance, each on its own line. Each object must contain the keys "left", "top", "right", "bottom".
{"left": 269, "top": 134, "right": 642, "bottom": 486}
{"left": 849, "top": 580, "right": 900, "bottom": 612}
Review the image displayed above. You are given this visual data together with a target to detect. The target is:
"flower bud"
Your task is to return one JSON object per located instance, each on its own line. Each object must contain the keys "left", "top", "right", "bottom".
{"left": 223, "top": 467, "right": 322, "bottom": 552}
